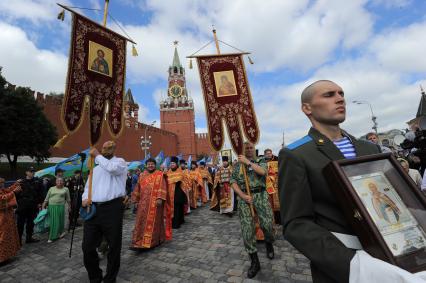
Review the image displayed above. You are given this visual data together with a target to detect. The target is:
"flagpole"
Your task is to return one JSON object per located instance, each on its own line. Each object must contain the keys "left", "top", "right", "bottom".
{"left": 212, "top": 28, "right": 221, "bottom": 55}
{"left": 86, "top": 0, "right": 109, "bottom": 212}
{"left": 102, "top": 0, "right": 110, "bottom": 27}
{"left": 211, "top": 27, "right": 254, "bottom": 218}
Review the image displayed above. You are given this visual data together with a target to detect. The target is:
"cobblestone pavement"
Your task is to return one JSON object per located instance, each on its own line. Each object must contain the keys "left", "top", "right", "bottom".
{"left": 0, "top": 205, "right": 312, "bottom": 283}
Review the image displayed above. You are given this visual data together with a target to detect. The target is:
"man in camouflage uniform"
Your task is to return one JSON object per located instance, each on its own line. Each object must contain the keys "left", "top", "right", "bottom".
{"left": 230, "top": 142, "right": 275, "bottom": 279}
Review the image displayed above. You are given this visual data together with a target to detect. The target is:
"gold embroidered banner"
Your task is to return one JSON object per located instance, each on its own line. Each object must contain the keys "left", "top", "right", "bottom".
{"left": 195, "top": 54, "right": 259, "bottom": 154}
{"left": 62, "top": 12, "right": 126, "bottom": 145}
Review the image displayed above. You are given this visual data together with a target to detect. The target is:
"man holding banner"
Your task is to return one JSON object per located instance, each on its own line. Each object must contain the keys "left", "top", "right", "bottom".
{"left": 81, "top": 141, "right": 127, "bottom": 283}
{"left": 230, "top": 142, "right": 275, "bottom": 279}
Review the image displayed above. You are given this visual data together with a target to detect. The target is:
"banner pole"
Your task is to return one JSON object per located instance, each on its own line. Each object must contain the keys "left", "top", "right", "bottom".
{"left": 102, "top": 0, "right": 109, "bottom": 27}
{"left": 212, "top": 28, "right": 221, "bottom": 55}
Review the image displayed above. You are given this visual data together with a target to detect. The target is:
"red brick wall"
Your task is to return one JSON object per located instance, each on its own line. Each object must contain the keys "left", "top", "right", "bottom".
{"left": 39, "top": 95, "right": 178, "bottom": 161}
{"left": 195, "top": 133, "right": 216, "bottom": 158}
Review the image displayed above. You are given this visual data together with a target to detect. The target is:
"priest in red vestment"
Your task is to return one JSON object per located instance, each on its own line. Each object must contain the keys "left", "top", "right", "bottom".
{"left": 165, "top": 157, "right": 190, "bottom": 240}
{"left": 131, "top": 158, "right": 167, "bottom": 249}
{"left": 0, "top": 178, "right": 22, "bottom": 263}
{"left": 189, "top": 161, "right": 206, "bottom": 208}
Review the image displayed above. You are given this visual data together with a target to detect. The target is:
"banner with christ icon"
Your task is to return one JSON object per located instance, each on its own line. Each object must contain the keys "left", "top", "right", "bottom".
{"left": 61, "top": 11, "right": 127, "bottom": 145}
{"left": 194, "top": 54, "right": 259, "bottom": 154}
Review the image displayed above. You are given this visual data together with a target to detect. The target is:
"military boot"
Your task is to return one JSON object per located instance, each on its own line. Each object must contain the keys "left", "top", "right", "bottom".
{"left": 265, "top": 242, "right": 274, "bottom": 259}
{"left": 247, "top": 252, "right": 260, "bottom": 278}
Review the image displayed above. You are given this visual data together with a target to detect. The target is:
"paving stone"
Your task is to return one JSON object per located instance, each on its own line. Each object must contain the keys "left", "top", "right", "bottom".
{"left": 0, "top": 206, "right": 312, "bottom": 282}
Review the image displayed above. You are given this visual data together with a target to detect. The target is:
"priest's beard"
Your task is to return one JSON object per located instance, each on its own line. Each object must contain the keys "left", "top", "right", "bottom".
{"left": 147, "top": 168, "right": 155, "bottom": 173}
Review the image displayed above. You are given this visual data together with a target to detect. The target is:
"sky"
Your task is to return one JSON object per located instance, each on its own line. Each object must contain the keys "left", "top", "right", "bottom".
{"left": 1, "top": 0, "right": 426, "bottom": 154}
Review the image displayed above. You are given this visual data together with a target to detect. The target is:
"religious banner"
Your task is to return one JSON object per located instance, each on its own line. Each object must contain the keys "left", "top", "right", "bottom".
{"left": 195, "top": 54, "right": 259, "bottom": 154}
{"left": 62, "top": 12, "right": 127, "bottom": 145}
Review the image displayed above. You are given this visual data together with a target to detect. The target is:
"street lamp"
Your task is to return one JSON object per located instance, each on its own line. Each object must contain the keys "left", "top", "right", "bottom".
{"left": 352, "top": 100, "right": 378, "bottom": 134}
{"left": 140, "top": 120, "right": 156, "bottom": 158}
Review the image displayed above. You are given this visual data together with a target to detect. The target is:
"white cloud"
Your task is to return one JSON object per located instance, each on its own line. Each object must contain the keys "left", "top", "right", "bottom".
{"left": 369, "top": 21, "right": 426, "bottom": 73}
{"left": 0, "top": 22, "right": 67, "bottom": 93}
{"left": 137, "top": 103, "right": 150, "bottom": 123}
{"left": 0, "top": 0, "right": 424, "bottom": 157}
{"left": 0, "top": 0, "right": 71, "bottom": 24}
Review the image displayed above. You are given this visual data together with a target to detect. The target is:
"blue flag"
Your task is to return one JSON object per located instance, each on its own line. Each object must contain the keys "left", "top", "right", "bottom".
{"left": 177, "top": 153, "right": 183, "bottom": 161}
{"left": 161, "top": 156, "right": 170, "bottom": 168}
{"left": 197, "top": 157, "right": 206, "bottom": 164}
{"left": 56, "top": 148, "right": 90, "bottom": 177}
{"left": 155, "top": 150, "right": 165, "bottom": 165}
{"left": 128, "top": 161, "right": 143, "bottom": 170}
{"left": 206, "top": 156, "right": 213, "bottom": 164}
{"left": 140, "top": 153, "right": 151, "bottom": 163}
{"left": 35, "top": 165, "right": 57, "bottom": 178}
{"left": 187, "top": 155, "right": 192, "bottom": 166}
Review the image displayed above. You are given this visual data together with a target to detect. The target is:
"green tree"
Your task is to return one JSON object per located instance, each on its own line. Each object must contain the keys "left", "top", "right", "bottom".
{"left": 0, "top": 68, "right": 58, "bottom": 176}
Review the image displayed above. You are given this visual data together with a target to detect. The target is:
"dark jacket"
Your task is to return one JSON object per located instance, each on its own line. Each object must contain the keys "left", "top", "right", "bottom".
{"left": 278, "top": 128, "right": 380, "bottom": 283}
{"left": 16, "top": 177, "right": 43, "bottom": 211}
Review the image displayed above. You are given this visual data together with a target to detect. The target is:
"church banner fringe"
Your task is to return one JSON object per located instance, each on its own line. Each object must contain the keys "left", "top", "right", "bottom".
{"left": 195, "top": 54, "right": 259, "bottom": 154}
{"left": 62, "top": 12, "right": 126, "bottom": 146}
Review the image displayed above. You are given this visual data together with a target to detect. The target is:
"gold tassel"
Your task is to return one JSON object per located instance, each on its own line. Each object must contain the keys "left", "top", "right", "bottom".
{"left": 248, "top": 56, "right": 254, "bottom": 64}
{"left": 189, "top": 58, "right": 193, "bottom": 69}
{"left": 132, "top": 44, "right": 138, "bottom": 56}
{"left": 53, "top": 133, "right": 69, "bottom": 148}
{"left": 57, "top": 9, "right": 65, "bottom": 21}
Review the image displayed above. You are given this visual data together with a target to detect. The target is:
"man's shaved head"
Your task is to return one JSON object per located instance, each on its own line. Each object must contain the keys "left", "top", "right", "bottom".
{"left": 301, "top": 80, "right": 335, "bottom": 103}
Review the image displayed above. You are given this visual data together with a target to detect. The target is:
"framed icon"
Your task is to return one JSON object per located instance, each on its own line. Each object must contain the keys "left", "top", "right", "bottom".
{"left": 213, "top": 70, "right": 238, "bottom": 97}
{"left": 324, "top": 153, "right": 426, "bottom": 272}
{"left": 88, "top": 40, "right": 113, "bottom": 77}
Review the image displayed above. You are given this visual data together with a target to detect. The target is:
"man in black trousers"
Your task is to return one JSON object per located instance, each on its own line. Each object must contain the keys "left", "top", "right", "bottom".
{"left": 81, "top": 141, "right": 127, "bottom": 283}
{"left": 15, "top": 166, "right": 43, "bottom": 245}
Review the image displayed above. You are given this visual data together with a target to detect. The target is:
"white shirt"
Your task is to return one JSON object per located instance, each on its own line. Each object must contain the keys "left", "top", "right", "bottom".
{"left": 82, "top": 155, "right": 127, "bottom": 202}
{"left": 350, "top": 250, "right": 426, "bottom": 283}
{"left": 408, "top": 168, "right": 422, "bottom": 189}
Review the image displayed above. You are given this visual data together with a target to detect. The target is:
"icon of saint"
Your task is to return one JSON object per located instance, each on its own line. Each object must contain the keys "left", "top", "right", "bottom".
{"left": 91, "top": 49, "right": 109, "bottom": 75}
{"left": 367, "top": 181, "right": 401, "bottom": 224}
{"left": 218, "top": 75, "right": 236, "bottom": 96}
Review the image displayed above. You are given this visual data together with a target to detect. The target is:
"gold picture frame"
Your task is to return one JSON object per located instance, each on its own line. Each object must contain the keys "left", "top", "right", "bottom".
{"left": 88, "top": 40, "right": 113, "bottom": 77}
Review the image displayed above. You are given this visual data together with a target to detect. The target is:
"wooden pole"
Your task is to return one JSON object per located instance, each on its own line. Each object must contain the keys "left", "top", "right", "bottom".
{"left": 102, "top": 0, "right": 109, "bottom": 27}
{"left": 87, "top": 156, "right": 95, "bottom": 212}
{"left": 212, "top": 28, "right": 221, "bottom": 55}
{"left": 242, "top": 163, "right": 255, "bottom": 217}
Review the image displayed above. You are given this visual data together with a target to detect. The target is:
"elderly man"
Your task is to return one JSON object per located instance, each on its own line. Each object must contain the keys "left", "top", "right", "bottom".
{"left": 81, "top": 141, "right": 127, "bottom": 283}
{"left": 230, "top": 142, "right": 275, "bottom": 278}
{"left": 279, "top": 80, "right": 382, "bottom": 283}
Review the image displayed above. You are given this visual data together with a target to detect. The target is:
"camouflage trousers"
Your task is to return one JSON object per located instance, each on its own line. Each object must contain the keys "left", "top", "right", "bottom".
{"left": 238, "top": 190, "right": 274, "bottom": 253}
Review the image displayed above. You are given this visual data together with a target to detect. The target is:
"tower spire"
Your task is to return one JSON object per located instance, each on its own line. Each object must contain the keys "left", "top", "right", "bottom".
{"left": 172, "top": 40, "right": 182, "bottom": 68}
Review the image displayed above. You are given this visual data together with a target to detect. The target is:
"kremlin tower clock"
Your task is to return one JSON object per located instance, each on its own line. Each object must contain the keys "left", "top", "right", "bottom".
{"left": 160, "top": 42, "right": 197, "bottom": 158}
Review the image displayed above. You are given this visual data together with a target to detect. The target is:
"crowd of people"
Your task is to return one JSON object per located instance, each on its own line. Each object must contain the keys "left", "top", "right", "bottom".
{"left": 1, "top": 79, "right": 426, "bottom": 282}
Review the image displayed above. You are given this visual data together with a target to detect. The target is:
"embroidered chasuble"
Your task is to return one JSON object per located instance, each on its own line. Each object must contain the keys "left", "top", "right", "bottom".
{"left": 189, "top": 169, "right": 206, "bottom": 208}
{"left": 0, "top": 183, "right": 21, "bottom": 262}
{"left": 211, "top": 166, "right": 234, "bottom": 214}
{"left": 165, "top": 168, "right": 190, "bottom": 239}
{"left": 131, "top": 170, "right": 167, "bottom": 249}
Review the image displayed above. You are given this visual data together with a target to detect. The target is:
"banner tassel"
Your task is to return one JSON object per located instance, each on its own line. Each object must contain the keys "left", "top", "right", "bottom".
{"left": 57, "top": 9, "right": 65, "bottom": 21}
{"left": 132, "top": 44, "right": 138, "bottom": 56}
{"left": 189, "top": 58, "right": 193, "bottom": 69}
{"left": 248, "top": 56, "right": 254, "bottom": 65}
{"left": 54, "top": 134, "right": 69, "bottom": 148}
